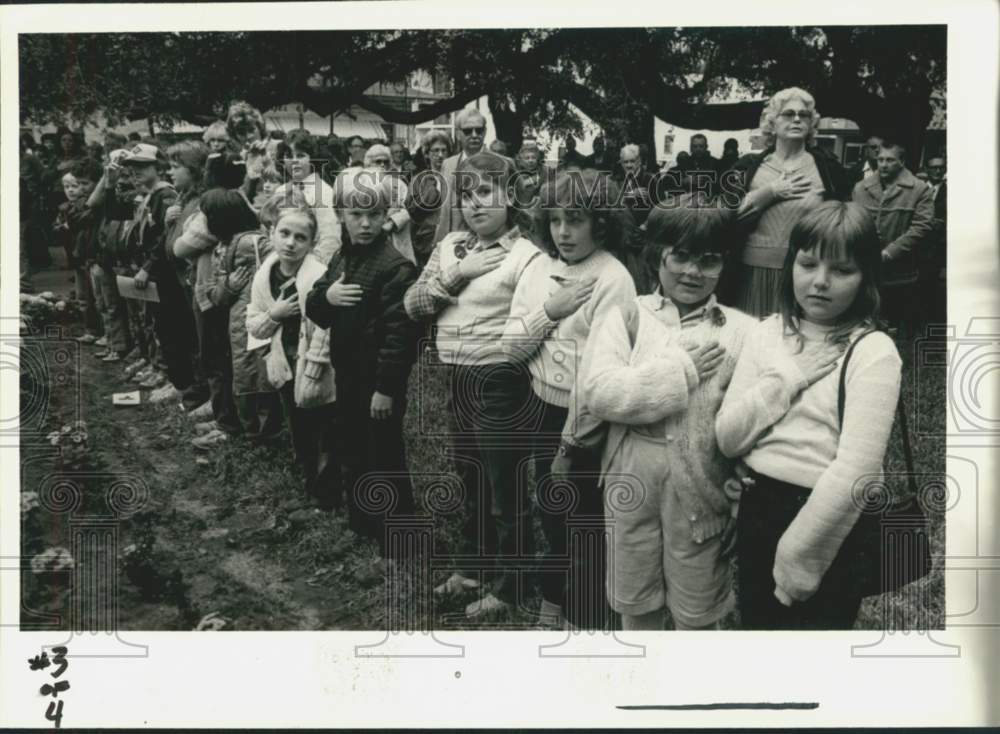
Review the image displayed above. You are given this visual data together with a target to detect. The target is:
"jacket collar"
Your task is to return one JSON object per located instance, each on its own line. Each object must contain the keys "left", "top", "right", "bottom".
{"left": 864, "top": 166, "right": 917, "bottom": 193}
{"left": 645, "top": 289, "right": 725, "bottom": 326}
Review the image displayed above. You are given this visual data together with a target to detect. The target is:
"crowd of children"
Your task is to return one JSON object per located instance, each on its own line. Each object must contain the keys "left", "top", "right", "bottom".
{"left": 23, "top": 93, "right": 913, "bottom": 631}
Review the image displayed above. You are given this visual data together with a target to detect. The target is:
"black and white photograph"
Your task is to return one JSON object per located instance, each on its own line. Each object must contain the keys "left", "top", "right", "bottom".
{"left": 2, "top": 1, "right": 997, "bottom": 729}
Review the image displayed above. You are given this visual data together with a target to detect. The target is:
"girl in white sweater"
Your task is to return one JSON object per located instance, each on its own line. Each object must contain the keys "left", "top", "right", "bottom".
{"left": 573, "top": 197, "right": 756, "bottom": 630}
{"left": 503, "top": 169, "right": 637, "bottom": 629}
{"left": 247, "top": 203, "right": 338, "bottom": 509}
{"left": 715, "top": 200, "right": 902, "bottom": 629}
{"left": 404, "top": 152, "right": 542, "bottom": 619}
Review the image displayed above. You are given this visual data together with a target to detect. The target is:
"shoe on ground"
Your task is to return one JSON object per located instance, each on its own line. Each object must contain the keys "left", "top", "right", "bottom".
{"left": 465, "top": 594, "right": 509, "bottom": 619}
{"left": 434, "top": 573, "right": 481, "bottom": 597}
{"left": 75, "top": 333, "right": 98, "bottom": 344}
{"left": 94, "top": 349, "right": 111, "bottom": 359}
{"left": 149, "top": 383, "right": 182, "bottom": 404}
{"left": 194, "top": 420, "right": 218, "bottom": 436}
{"left": 140, "top": 372, "right": 167, "bottom": 389}
{"left": 102, "top": 351, "right": 123, "bottom": 363}
{"left": 192, "top": 429, "right": 228, "bottom": 451}
{"left": 123, "top": 358, "right": 147, "bottom": 378}
{"left": 132, "top": 367, "right": 153, "bottom": 383}
{"left": 188, "top": 400, "right": 214, "bottom": 421}
{"left": 94, "top": 336, "right": 108, "bottom": 347}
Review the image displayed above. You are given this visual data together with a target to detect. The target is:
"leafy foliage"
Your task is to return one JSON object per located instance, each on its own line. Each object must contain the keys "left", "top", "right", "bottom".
{"left": 21, "top": 26, "right": 944, "bottom": 154}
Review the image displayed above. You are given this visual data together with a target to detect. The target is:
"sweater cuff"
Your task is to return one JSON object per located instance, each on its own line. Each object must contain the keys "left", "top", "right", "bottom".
{"left": 526, "top": 304, "right": 559, "bottom": 336}
{"left": 440, "top": 263, "right": 467, "bottom": 295}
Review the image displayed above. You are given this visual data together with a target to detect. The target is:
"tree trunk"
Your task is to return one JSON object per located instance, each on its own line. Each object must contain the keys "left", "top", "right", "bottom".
{"left": 487, "top": 97, "right": 526, "bottom": 154}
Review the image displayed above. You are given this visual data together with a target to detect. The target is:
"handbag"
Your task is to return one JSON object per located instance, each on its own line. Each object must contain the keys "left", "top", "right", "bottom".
{"left": 838, "top": 329, "right": 932, "bottom": 597}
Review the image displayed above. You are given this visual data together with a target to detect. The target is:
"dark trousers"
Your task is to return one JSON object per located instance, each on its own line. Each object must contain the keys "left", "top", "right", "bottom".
{"left": 194, "top": 302, "right": 241, "bottom": 435}
{"left": 279, "top": 381, "right": 339, "bottom": 507}
{"left": 449, "top": 363, "right": 535, "bottom": 604}
{"left": 337, "top": 373, "right": 415, "bottom": 556}
{"left": 880, "top": 281, "right": 917, "bottom": 341}
{"left": 529, "top": 395, "right": 612, "bottom": 630}
{"left": 150, "top": 265, "right": 197, "bottom": 392}
{"left": 235, "top": 391, "right": 284, "bottom": 443}
{"left": 737, "top": 471, "right": 865, "bottom": 630}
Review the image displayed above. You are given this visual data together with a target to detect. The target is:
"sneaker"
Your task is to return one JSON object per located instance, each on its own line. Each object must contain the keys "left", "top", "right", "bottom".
{"left": 94, "top": 336, "right": 108, "bottom": 347}
{"left": 192, "top": 429, "right": 228, "bottom": 451}
{"left": 102, "top": 351, "right": 123, "bottom": 363}
{"left": 149, "top": 383, "right": 182, "bottom": 404}
{"left": 94, "top": 349, "right": 111, "bottom": 359}
{"left": 132, "top": 367, "right": 153, "bottom": 383}
{"left": 188, "top": 400, "right": 214, "bottom": 421}
{"left": 123, "top": 358, "right": 147, "bottom": 378}
{"left": 139, "top": 372, "right": 166, "bottom": 389}
{"left": 75, "top": 333, "right": 98, "bottom": 344}
{"left": 433, "top": 573, "right": 481, "bottom": 597}
{"left": 194, "top": 420, "right": 218, "bottom": 436}
{"left": 465, "top": 594, "right": 509, "bottom": 620}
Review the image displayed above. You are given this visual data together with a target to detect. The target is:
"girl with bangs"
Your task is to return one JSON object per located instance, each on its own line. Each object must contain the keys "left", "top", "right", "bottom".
{"left": 716, "top": 200, "right": 902, "bottom": 630}
{"left": 503, "top": 168, "right": 637, "bottom": 629}
{"left": 404, "top": 151, "right": 542, "bottom": 619}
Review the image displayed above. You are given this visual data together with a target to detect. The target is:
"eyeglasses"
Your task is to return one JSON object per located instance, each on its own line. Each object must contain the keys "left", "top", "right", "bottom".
{"left": 778, "top": 110, "right": 814, "bottom": 122}
{"left": 461, "top": 126, "right": 486, "bottom": 136}
{"left": 370, "top": 158, "right": 390, "bottom": 166}
{"left": 663, "top": 248, "right": 724, "bottom": 276}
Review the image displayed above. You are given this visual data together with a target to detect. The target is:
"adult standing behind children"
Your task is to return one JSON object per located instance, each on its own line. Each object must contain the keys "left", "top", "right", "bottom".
{"left": 274, "top": 129, "right": 341, "bottom": 265}
{"left": 726, "top": 87, "right": 850, "bottom": 317}
{"left": 432, "top": 108, "right": 489, "bottom": 245}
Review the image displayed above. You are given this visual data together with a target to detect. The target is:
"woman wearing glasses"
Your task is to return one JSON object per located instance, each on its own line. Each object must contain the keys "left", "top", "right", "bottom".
{"left": 724, "top": 87, "right": 849, "bottom": 318}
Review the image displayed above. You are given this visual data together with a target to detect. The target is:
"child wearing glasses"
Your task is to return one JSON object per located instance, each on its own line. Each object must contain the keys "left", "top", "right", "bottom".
{"left": 724, "top": 87, "right": 849, "bottom": 317}
{"left": 571, "top": 195, "right": 755, "bottom": 630}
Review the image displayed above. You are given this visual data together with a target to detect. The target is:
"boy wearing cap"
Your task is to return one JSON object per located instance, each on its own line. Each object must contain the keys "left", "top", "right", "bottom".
{"left": 98, "top": 143, "right": 195, "bottom": 397}
{"left": 305, "top": 169, "right": 420, "bottom": 554}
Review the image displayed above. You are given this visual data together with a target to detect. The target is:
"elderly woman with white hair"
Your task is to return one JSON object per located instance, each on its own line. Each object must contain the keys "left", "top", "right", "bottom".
{"left": 725, "top": 87, "right": 850, "bottom": 317}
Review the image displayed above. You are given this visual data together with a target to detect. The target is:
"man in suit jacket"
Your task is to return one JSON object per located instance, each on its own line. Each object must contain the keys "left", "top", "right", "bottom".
{"left": 921, "top": 156, "right": 947, "bottom": 324}
{"left": 432, "top": 109, "right": 488, "bottom": 245}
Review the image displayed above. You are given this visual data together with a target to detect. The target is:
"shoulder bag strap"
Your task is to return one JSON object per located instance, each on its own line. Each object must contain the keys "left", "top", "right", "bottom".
{"left": 838, "top": 329, "right": 917, "bottom": 497}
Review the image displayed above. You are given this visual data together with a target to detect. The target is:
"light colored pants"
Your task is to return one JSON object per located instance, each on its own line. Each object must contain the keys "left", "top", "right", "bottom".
{"left": 90, "top": 264, "right": 130, "bottom": 353}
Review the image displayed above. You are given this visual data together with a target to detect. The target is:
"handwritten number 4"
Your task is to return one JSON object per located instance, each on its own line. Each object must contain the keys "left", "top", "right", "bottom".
{"left": 45, "top": 701, "right": 64, "bottom": 729}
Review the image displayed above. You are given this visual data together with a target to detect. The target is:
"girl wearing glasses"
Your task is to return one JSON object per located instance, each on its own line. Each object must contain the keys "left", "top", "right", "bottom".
{"left": 724, "top": 87, "right": 849, "bottom": 318}
{"left": 572, "top": 196, "right": 756, "bottom": 630}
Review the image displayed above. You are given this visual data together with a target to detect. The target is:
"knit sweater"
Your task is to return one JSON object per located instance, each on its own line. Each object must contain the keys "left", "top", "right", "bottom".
{"left": 502, "top": 248, "right": 636, "bottom": 408}
{"left": 404, "top": 228, "right": 541, "bottom": 364}
{"left": 715, "top": 314, "right": 902, "bottom": 602}
{"left": 578, "top": 293, "right": 756, "bottom": 542}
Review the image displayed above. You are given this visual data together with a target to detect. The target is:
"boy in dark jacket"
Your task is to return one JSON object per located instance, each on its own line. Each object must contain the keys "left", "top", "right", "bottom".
{"left": 56, "top": 161, "right": 104, "bottom": 342}
{"left": 305, "top": 169, "right": 419, "bottom": 553}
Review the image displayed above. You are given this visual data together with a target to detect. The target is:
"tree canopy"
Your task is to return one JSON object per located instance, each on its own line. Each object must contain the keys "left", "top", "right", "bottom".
{"left": 20, "top": 26, "right": 944, "bottom": 156}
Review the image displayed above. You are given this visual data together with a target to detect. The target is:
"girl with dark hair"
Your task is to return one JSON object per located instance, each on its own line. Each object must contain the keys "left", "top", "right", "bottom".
{"left": 716, "top": 200, "right": 901, "bottom": 630}
{"left": 192, "top": 188, "right": 264, "bottom": 449}
{"left": 501, "top": 169, "right": 637, "bottom": 629}
{"left": 571, "top": 195, "right": 757, "bottom": 630}
{"left": 404, "top": 151, "right": 543, "bottom": 617}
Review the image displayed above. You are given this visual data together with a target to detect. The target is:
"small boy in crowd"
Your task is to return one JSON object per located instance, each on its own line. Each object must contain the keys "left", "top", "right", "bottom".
{"left": 305, "top": 169, "right": 420, "bottom": 553}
